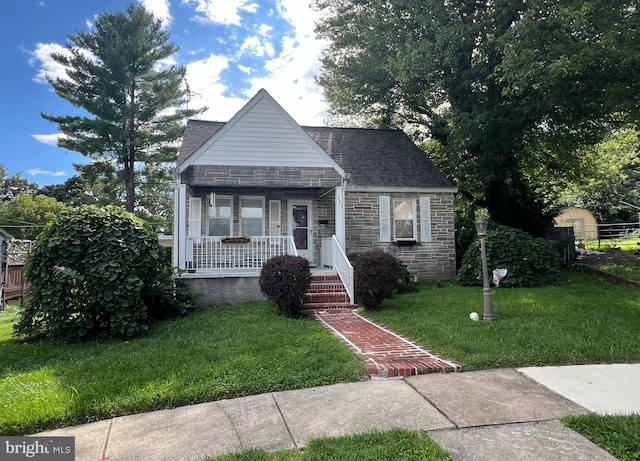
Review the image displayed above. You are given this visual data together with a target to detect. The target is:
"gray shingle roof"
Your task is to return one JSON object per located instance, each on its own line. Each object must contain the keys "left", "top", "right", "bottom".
{"left": 177, "top": 120, "right": 224, "bottom": 166}
{"left": 303, "top": 126, "right": 453, "bottom": 189}
{"left": 178, "top": 119, "right": 454, "bottom": 190}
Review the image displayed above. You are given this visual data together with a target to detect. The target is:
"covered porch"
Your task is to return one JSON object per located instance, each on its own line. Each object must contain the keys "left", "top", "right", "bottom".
{"left": 171, "top": 184, "right": 352, "bottom": 305}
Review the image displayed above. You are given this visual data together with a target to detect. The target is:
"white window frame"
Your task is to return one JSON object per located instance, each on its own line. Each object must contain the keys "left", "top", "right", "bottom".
{"left": 393, "top": 198, "right": 417, "bottom": 241}
{"left": 239, "top": 196, "right": 265, "bottom": 237}
{"left": 207, "top": 194, "right": 234, "bottom": 237}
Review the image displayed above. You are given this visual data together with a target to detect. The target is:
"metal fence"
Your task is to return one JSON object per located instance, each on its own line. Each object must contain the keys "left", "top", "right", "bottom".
{"left": 570, "top": 222, "right": 640, "bottom": 245}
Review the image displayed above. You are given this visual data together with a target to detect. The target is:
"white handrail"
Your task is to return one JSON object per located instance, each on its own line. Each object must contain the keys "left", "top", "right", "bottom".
{"left": 330, "top": 235, "right": 354, "bottom": 304}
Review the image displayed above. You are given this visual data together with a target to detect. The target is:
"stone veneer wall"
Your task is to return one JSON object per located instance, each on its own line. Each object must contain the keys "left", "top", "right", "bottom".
{"left": 182, "top": 165, "right": 342, "bottom": 189}
{"left": 344, "top": 190, "right": 456, "bottom": 281}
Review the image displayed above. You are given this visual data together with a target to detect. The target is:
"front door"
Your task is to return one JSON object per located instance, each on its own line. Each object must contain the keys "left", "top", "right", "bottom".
{"left": 289, "top": 201, "right": 313, "bottom": 262}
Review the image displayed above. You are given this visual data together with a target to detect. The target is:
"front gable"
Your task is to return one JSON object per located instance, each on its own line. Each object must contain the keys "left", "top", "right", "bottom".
{"left": 178, "top": 89, "right": 344, "bottom": 177}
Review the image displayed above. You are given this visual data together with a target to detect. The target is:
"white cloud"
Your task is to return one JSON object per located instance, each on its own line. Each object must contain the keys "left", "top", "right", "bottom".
{"left": 26, "top": 169, "right": 66, "bottom": 177}
{"left": 181, "top": 0, "right": 330, "bottom": 125}
{"left": 32, "top": 133, "right": 65, "bottom": 146}
{"left": 240, "top": 35, "right": 275, "bottom": 58}
{"left": 240, "top": 0, "right": 330, "bottom": 125}
{"left": 183, "top": 0, "right": 259, "bottom": 26}
{"left": 184, "top": 54, "right": 247, "bottom": 121}
{"left": 29, "top": 42, "right": 70, "bottom": 84}
{"left": 140, "top": 0, "right": 172, "bottom": 26}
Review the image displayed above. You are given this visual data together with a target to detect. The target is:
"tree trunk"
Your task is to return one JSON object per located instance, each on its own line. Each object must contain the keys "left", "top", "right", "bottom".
{"left": 125, "top": 153, "right": 135, "bottom": 213}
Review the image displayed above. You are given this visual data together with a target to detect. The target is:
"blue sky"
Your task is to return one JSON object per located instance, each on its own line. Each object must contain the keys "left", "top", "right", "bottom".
{"left": 0, "top": 0, "right": 329, "bottom": 186}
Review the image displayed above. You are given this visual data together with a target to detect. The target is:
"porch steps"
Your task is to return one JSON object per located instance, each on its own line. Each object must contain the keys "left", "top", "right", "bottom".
{"left": 303, "top": 273, "right": 356, "bottom": 311}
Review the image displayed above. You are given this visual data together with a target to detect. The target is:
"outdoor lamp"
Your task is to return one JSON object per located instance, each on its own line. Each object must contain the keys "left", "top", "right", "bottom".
{"left": 474, "top": 215, "right": 488, "bottom": 238}
{"left": 475, "top": 216, "right": 496, "bottom": 322}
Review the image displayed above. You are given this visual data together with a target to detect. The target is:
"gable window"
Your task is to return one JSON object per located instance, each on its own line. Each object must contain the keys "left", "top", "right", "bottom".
{"left": 208, "top": 195, "right": 232, "bottom": 236}
{"left": 393, "top": 199, "right": 417, "bottom": 240}
{"left": 240, "top": 197, "right": 264, "bottom": 236}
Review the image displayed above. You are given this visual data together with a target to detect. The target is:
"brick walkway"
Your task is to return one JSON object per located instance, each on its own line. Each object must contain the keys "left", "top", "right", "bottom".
{"left": 313, "top": 309, "right": 462, "bottom": 378}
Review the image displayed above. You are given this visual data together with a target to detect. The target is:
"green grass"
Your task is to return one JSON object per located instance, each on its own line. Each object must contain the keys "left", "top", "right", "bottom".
{"left": 2, "top": 267, "right": 640, "bottom": 455}
{"left": 563, "top": 414, "right": 640, "bottom": 461}
{"left": 594, "top": 262, "right": 640, "bottom": 282}
{"left": 0, "top": 302, "right": 366, "bottom": 436}
{"left": 364, "top": 269, "right": 640, "bottom": 370}
{"left": 209, "top": 429, "right": 451, "bottom": 461}
{"left": 585, "top": 237, "right": 640, "bottom": 252}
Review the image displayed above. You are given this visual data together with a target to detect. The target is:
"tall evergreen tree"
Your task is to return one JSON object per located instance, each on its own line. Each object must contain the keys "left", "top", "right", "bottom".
{"left": 42, "top": 3, "right": 205, "bottom": 213}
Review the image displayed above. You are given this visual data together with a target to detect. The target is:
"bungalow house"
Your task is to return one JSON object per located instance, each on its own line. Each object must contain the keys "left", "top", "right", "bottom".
{"left": 172, "top": 89, "right": 456, "bottom": 307}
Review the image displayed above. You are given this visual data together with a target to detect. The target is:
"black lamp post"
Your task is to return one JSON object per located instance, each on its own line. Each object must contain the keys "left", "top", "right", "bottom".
{"left": 475, "top": 216, "right": 496, "bottom": 322}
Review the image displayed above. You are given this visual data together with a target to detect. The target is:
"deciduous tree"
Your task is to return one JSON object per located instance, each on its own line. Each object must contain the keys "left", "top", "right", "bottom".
{"left": 314, "top": 0, "right": 639, "bottom": 234}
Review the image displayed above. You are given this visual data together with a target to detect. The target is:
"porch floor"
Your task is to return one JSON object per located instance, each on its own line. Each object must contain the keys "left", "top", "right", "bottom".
{"left": 313, "top": 309, "right": 462, "bottom": 378}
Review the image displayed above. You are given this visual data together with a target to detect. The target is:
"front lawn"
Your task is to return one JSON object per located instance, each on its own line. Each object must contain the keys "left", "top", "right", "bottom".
{"left": 364, "top": 269, "right": 640, "bottom": 370}
{"left": 0, "top": 303, "right": 366, "bottom": 436}
{"left": 564, "top": 414, "right": 640, "bottom": 461}
{"left": 2, "top": 268, "right": 639, "bottom": 440}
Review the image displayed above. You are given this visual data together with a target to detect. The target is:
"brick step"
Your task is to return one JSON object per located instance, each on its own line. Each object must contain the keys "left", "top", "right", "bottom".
{"left": 310, "top": 274, "right": 341, "bottom": 282}
{"left": 304, "top": 291, "right": 350, "bottom": 304}
{"left": 302, "top": 303, "right": 356, "bottom": 311}
{"left": 307, "top": 282, "right": 346, "bottom": 293}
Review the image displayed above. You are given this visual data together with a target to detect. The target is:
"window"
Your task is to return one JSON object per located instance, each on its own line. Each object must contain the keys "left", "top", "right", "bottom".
{"left": 208, "top": 195, "right": 232, "bottom": 236}
{"left": 379, "top": 196, "right": 432, "bottom": 243}
{"left": 240, "top": 197, "right": 264, "bottom": 236}
{"left": 393, "top": 199, "right": 417, "bottom": 240}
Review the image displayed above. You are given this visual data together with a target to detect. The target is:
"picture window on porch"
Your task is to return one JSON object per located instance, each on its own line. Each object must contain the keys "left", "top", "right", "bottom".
{"left": 393, "top": 199, "right": 417, "bottom": 240}
{"left": 208, "top": 195, "right": 232, "bottom": 236}
{"left": 240, "top": 197, "right": 265, "bottom": 236}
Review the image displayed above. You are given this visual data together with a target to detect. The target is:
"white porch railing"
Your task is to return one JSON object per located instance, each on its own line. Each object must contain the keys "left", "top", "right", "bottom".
{"left": 185, "top": 236, "right": 298, "bottom": 274}
{"left": 321, "top": 235, "right": 354, "bottom": 304}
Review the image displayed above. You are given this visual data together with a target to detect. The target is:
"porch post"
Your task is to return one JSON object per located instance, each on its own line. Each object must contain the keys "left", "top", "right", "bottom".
{"left": 335, "top": 185, "right": 346, "bottom": 249}
{"left": 174, "top": 183, "right": 187, "bottom": 270}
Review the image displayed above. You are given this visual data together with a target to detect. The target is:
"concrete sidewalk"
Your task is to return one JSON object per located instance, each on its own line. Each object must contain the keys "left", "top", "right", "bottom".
{"left": 37, "top": 364, "right": 640, "bottom": 461}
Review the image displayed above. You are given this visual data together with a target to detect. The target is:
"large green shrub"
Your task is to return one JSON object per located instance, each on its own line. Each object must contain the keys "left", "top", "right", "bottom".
{"left": 458, "top": 224, "right": 562, "bottom": 287}
{"left": 354, "top": 250, "right": 404, "bottom": 311}
{"left": 259, "top": 255, "right": 311, "bottom": 318}
{"left": 14, "top": 205, "right": 195, "bottom": 342}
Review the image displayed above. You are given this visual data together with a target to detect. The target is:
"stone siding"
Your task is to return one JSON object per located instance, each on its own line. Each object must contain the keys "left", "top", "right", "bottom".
{"left": 344, "top": 191, "right": 456, "bottom": 281}
{"left": 182, "top": 165, "right": 342, "bottom": 189}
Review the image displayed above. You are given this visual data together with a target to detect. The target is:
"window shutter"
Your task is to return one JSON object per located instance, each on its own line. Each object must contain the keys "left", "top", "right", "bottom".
{"left": 188, "top": 197, "right": 202, "bottom": 237}
{"left": 379, "top": 195, "right": 391, "bottom": 242}
{"left": 269, "top": 200, "right": 281, "bottom": 236}
{"left": 419, "top": 196, "right": 431, "bottom": 243}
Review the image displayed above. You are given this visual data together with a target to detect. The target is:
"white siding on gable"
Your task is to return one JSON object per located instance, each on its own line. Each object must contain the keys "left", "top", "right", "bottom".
{"left": 193, "top": 99, "right": 333, "bottom": 168}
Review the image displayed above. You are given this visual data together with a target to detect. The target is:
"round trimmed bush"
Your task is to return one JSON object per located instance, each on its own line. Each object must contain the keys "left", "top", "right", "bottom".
{"left": 14, "top": 205, "right": 195, "bottom": 342}
{"left": 259, "top": 255, "right": 311, "bottom": 318}
{"left": 458, "top": 224, "right": 562, "bottom": 287}
{"left": 354, "top": 250, "right": 404, "bottom": 311}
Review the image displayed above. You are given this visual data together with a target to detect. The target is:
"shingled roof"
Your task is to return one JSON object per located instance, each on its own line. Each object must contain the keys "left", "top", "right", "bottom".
{"left": 178, "top": 119, "right": 454, "bottom": 190}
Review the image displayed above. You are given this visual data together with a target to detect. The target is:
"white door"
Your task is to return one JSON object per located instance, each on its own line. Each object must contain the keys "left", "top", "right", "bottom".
{"left": 289, "top": 201, "right": 313, "bottom": 262}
